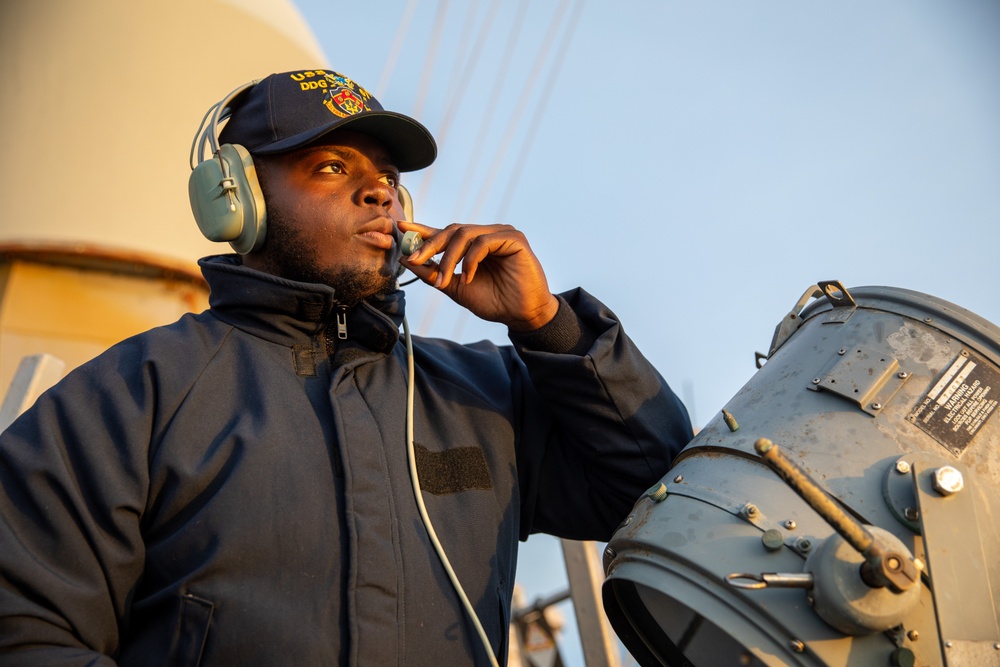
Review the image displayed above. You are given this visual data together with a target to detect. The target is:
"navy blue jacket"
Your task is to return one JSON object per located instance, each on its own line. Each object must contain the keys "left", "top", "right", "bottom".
{"left": 0, "top": 255, "right": 692, "bottom": 665}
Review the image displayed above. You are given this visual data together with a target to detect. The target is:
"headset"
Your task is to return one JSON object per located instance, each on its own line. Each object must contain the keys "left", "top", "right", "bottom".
{"left": 189, "top": 81, "right": 422, "bottom": 259}
{"left": 188, "top": 81, "right": 267, "bottom": 255}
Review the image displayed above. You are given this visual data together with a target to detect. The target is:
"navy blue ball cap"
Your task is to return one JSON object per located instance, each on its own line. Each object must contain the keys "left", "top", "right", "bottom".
{"left": 218, "top": 69, "right": 436, "bottom": 172}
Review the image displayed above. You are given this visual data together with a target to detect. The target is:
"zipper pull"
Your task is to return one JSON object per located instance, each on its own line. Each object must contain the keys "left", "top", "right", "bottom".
{"left": 336, "top": 306, "right": 348, "bottom": 340}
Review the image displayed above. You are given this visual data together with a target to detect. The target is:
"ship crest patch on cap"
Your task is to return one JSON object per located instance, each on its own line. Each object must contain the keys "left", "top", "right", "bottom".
{"left": 286, "top": 70, "right": 374, "bottom": 119}
{"left": 322, "top": 73, "right": 373, "bottom": 118}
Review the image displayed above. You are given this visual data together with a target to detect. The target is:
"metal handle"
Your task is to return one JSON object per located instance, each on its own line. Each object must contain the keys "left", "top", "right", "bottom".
{"left": 754, "top": 438, "right": 921, "bottom": 593}
{"left": 726, "top": 572, "right": 815, "bottom": 591}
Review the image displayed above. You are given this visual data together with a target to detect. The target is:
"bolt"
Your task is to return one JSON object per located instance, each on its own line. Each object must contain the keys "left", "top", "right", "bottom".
{"left": 903, "top": 506, "right": 920, "bottom": 522}
{"left": 783, "top": 519, "right": 797, "bottom": 530}
{"left": 907, "top": 630, "right": 919, "bottom": 641}
{"left": 812, "top": 377, "right": 821, "bottom": 385}
{"left": 603, "top": 545, "right": 617, "bottom": 572}
{"left": 898, "top": 371, "right": 909, "bottom": 379}
{"left": 924, "top": 317, "right": 933, "bottom": 324}
{"left": 646, "top": 482, "right": 668, "bottom": 502}
{"left": 742, "top": 503, "right": 759, "bottom": 519}
{"left": 895, "top": 460, "right": 911, "bottom": 474}
{"left": 886, "top": 556, "right": 901, "bottom": 571}
{"left": 789, "top": 639, "right": 805, "bottom": 653}
{"left": 838, "top": 348, "right": 847, "bottom": 355}
{"left": 673, "top": 475, "right": 684, "bottom": 484}
{"left": 932, "top": 466, "right": 964, "bottom": 496}
{"left": 871, "top": 402, "right": 882, "bottom": 410}
{"left": 722, "top": 409, "right": 740, "bottom": 432}
{"left": 795, "top": 537, "right": 812, "bottom": 553}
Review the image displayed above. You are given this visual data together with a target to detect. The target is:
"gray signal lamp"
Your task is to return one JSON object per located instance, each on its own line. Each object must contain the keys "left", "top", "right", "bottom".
{"left": 603, "top": 281, "right": 1000, "bottom": 667}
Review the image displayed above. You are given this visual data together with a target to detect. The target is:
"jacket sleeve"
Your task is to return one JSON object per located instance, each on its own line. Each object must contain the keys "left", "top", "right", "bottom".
{"left": 0, "top": 348, "right": 152, "bottom": 665}
{"left": 509, "top": 287, "right": 693, "bottom": 541}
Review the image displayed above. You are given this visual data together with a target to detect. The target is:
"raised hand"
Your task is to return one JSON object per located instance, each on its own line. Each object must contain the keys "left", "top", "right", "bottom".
{"left": 397, "top": 221, "right": 559, "bottom": 333}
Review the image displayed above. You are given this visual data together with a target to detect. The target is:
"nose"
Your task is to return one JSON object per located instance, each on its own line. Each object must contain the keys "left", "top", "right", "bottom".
{"left": 360, "top": 177, "right": 394, "bottom": 211}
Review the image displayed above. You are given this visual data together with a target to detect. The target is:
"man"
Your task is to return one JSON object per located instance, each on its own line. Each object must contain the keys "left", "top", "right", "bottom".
{"left": 0, "top": 69, "right": 693, "bottom": 665}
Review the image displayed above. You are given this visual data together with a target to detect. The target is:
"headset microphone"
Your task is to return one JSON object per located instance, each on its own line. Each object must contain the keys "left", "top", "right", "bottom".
{"left": 400, "top": 231, "right": 424, "bottom": 256}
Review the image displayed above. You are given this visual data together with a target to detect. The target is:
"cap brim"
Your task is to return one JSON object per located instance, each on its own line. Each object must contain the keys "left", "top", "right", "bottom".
{"left": 250, "top": 111, "right": 437, "bottom": 172}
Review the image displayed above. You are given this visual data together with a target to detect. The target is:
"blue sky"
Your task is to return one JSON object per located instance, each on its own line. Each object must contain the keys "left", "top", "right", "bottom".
{"left": 292, "top": 1, "right": 1000, "bottom": 662}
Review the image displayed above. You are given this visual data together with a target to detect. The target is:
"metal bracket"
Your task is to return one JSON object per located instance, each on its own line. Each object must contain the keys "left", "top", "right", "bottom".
{"left": 766, "top": 281, "right": 857, "bottom": 359}
{"left": 909, "top": 459, "right": 1000, "bottom": 663}
{"left": 809, "top": 345, "right": 909, "bottom": 416}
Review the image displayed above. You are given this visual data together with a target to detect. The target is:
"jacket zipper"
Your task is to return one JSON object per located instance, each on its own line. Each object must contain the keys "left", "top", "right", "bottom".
{"left": 336, "top": 306, "right": 348, "bottom": 340}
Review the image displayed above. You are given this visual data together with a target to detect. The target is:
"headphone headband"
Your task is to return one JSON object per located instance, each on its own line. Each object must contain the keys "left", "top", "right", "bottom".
{"left": 189, "top": 80, "right": 260, "bottom": 170}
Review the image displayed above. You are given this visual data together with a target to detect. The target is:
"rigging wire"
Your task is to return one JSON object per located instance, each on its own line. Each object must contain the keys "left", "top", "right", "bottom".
{"left": 449, "top": 0, "right": 586, "bottom": 342}
{"left": 404, "top": 1, "right": 586, "bottom": 339}
{"left": 449, "top": 0, "right": 530, "bottom": 219}
{"left": 412, "top": 0, "right": 451, "bottom": 119}
{"left": 414, "top": 0, "right": 503, "bottom": 206}
{"left": 494, "top": 0, "right": 585, "bottom": 222}
{"left": 375, "top": 0, "right": 420, "bottom": 99}
{"left": 444, "top": 2, "right": 483, "bottom": 98}
{"left": 464, "top": 0, "right": 572, "bottom": 224}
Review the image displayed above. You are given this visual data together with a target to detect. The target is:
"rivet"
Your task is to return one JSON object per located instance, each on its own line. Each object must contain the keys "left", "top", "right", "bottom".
{"left": 812, "top": 377, "right": 821, "bottom": 385}
{"left": 898, "top": 371, "right": 909, "bottom": 379}
{"left": 903, "top": 507, "right": 919, "bottom": 522}
{"left": 891, "top": 647, "right": 916, "bottom": 666}
{"left": 762, "top": 529, "right": 784, "bottom": 551}
{"left": 907, "top": 630, "right": 919, "bottom": 641}
{"left": 742, "top": 503, "right": 759, "bottom": 518}
{"left": 945, "top": 641, "right": 953, "bottom": 649}
{"left": 895, "top": 461, "right": 911, "bottom": 474}
{"left": 673, "top": 475, "right": 684, "bottom": 484}
{"left": 783, "top": 519, "right": 796, "bottom": 530}
{"left": 924, "top": 317, "right": 933, "bottom": 323}
{"left": 789, "top": 639, "right": 805, "bottom": 653}
{"left": 993, "top": 642, "right": 1000, "bottom": 650}
{"left": 838, "top": 348, "right": 847, "bottom": 355}
{"left": 871, "top": 402, "right": 882, "bottom": 410}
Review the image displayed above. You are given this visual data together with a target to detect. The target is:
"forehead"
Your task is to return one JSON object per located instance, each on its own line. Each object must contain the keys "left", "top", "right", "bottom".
{"left": 291, "top": 130, "right": 397, "bottom": 168}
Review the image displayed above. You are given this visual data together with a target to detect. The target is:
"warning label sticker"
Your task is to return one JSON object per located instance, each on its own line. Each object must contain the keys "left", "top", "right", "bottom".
{"left": 908, "top": 350, "right": 1000, "bottom": 455}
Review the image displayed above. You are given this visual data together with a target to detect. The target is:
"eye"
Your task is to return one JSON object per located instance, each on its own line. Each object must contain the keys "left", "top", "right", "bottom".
{"left": 380, "top": 174, "right": 399, "bottom": 189}
{"left": 318, "top": 161, "right": 345, "bottom": 174}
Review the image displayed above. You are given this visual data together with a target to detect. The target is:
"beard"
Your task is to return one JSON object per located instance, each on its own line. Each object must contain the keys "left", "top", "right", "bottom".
{"left": 257, "top": 206, "right": 398, "bottom": 307}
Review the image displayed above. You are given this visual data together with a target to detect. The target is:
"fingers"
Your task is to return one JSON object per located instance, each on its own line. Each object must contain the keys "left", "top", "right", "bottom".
{"left": 399, "top": 223, "right": 521, "bottom": 289}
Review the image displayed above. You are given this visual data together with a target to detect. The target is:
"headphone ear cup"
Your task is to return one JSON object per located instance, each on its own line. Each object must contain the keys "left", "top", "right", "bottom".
{"left": 188, "top": 144, "right": 267, "bottom": 254}
{"left": 397, "top": 183, "right": 415, "bottom": 221}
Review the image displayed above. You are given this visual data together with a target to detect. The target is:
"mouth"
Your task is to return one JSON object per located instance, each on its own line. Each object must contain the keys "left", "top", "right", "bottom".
{"left": 357, "top": 218, "right": 396, "bottom": 250}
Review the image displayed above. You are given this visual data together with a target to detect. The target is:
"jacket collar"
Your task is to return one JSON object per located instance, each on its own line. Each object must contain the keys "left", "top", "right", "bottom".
{"left": 198, "top": 254, "right": 404, "bottom": 354}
